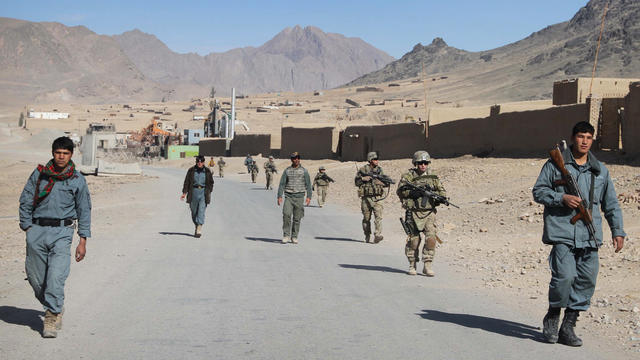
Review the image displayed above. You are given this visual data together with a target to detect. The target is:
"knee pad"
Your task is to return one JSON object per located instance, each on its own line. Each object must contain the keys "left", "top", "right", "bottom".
{"left": 426, "top": 237, "right": 437, "bottom": 250}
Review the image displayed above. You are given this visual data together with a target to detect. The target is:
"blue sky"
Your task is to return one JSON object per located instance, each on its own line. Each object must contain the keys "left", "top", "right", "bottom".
{"left": 1, "top": 0, "right": 590, "bottom": 58}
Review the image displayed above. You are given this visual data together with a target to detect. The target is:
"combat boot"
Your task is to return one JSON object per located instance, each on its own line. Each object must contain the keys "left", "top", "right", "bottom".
{"left": 195, "top": 225, "right": 202, "bottom": 238}
{"left": 55, "top": 307, "right": 64, "bottom": 331}
{"left": 291, "top": 238, "right": 298, "bottom": 244}
{"left": 407, "top": 262, "right": 417, "bottom": 275}
{"left": 42, "top": 310, "right": 58, "bottom": 338}
{"left": 422, "top": 261, "right": 435, "bottom": 277}
{"left": 558, "top": 308, "right": 582, "bottom": 347}
{"left": 282, "top": 236, "right": 290, "bottom": 244}
{"left": 542, "top": 306, "right": 561, "bottom": 343}
{"left": 373, "top": 235, "right": 384, "bottom": 243}
{"left": 364, "top": 235, "right": 371, "bottom": 243}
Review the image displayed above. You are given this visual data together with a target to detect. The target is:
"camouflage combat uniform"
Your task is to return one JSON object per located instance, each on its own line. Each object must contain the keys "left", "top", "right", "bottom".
{"left": 355, "top": 164, "right": 385, "bottom": 242}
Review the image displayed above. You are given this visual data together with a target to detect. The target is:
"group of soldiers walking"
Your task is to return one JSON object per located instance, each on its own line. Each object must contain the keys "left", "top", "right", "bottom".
{"left": 19, "top": 121, "right": 627, "bottom": 348}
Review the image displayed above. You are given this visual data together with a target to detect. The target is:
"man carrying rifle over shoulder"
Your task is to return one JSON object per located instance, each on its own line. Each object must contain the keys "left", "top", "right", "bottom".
{"left": 313, "top": 166, "right": 334, "bottom": 207}
{"left": 533, "top": 121, "right": 625, "bottom": 347}
{"left": 397, "top": 151, "right": 450, "bottom": 277}
{"left": 355, "top": 151, "right": 393, "bottom": 243}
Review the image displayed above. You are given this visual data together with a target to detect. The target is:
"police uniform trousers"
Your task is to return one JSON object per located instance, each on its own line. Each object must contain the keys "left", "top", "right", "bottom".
{"left": 25, "top": 224, "right": 74, "bottom": 314}
{"left": 548, "top": 244, "right": 599, "bottom": 311}
{"left": 361, "top": 197, "right": 383, "bottom": 236}
{"left": 283, "top": 193, "right": 305, "bottom": 239}
{"left": 190, "top": 187, "right": 207, "bottom": 225}
{"left": 405, "top": 211, "right": 438, "bottom": 264}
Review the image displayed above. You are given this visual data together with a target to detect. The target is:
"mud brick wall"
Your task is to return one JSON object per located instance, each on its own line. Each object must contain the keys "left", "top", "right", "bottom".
{"left": 229, "top": 134, "right": 271, "bottom": 157}
{"left": 553, "top": 79, "right": 579, "bottom": 105}
{"left": 281, "top": 127, "right": 333, "bottom": 159}
{"left": 599, "top": 98, "right": 625, "bottom": 150}
{"left": 198, "top": 138, "right": 227, "bottom": 156}
{"left": 623, "top": 82, "right": 640, "bottom": 155}
{"left": 427, "top": 104, "right": 589, "bottom": 157}
{"left": 340, "top": 123, "right": 428, "bottom": 161}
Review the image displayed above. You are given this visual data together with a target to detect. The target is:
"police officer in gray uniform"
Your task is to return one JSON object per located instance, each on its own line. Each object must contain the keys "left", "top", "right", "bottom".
{"left": 277, "top": 152, "right": 312, "bottom": 244}
{"left": 533, "top": 121, "right": 625, "bottom": 347}
{"left": 19, "top": 136, "right": 92, "bottom": 338}
{"left": 181, "top": 155, "right": 214, "bottom": 238}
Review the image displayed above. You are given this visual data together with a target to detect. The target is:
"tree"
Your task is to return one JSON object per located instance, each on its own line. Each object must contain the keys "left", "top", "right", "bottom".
{"left": 18, "top": 112, "right": 24, "bottom": 127}
{"left": 210, "top": 86, "right": 216, "bottom": 98}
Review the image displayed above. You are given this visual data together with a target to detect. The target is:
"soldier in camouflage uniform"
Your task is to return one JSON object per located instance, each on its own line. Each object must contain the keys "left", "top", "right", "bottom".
{"left": 397, "top": 151, "right": 446, "bottom": 276}
{"left": 217, "top": 157, "right": 226, "bottom": 178}
{"left": 249, "top": 160, "right": 259, "bottom": 183}
{"left": 264, "top": 156, "right": 277, "bottom": 190}
{"left": 277, "top": 152, "right": 312, "bottom": 244}
{"left": 313, "top": 166, "right": 332, "bottom": 207}
{"left": 355, "top": 151, "right": 387, "bottom": 243}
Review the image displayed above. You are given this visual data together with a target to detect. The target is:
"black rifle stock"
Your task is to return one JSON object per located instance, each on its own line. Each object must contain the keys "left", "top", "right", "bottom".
{"left": 549, "top": 145, "right": 596, "bottom": 240}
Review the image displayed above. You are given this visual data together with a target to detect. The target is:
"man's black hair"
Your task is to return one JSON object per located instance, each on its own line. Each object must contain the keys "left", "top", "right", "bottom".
{"left": 52, "top": 136, "right": 74, "bottom": 153}
{"left": 572, "top": 121, "right": 595, "bottom": 136}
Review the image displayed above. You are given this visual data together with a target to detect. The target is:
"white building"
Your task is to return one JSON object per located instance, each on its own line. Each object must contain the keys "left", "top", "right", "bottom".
{"left": 28, "top": 111, "right": 70, "bottom": 119}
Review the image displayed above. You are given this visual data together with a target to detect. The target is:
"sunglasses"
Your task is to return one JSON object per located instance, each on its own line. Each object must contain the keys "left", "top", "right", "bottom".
{"left": 416, "top": 161, "right": 430, "bottom": 165}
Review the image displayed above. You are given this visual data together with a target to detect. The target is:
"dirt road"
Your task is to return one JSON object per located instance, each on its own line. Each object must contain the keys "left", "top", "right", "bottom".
{"left": 0, "top": 167, "right": 630, "bottom": 359}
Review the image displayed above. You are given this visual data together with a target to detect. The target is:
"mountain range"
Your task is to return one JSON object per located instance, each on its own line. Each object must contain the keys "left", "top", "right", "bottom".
{"left": 347, "top": 0, "right": 640, "bottom": 102}
{"left": 1, "top": 0, "right": 638, "bottom": 106}
{"left": 0, "top": 21, "right": 393, "bottom": 105}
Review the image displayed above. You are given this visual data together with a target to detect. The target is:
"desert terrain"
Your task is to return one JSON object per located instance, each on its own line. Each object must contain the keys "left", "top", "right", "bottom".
{"left": 1, "top": 75, "right": 639, "bottom": 358}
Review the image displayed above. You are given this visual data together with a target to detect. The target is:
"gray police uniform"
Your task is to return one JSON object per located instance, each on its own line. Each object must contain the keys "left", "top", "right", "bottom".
{"left": 191, "top": 170, "right": 207, "bottom": 225}
{"left": 277, "top": 166, "right": 312, "bottom": 239}
{"left": 533, "top": 147, "right": 625, "bottom": 310}
{"left": 19, "top": 168, "right": 91, "bottom": 314}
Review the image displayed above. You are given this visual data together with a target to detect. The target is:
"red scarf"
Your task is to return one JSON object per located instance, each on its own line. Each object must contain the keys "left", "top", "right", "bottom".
{"left": 33, "top": 159, "right": 76, "bottom": 206}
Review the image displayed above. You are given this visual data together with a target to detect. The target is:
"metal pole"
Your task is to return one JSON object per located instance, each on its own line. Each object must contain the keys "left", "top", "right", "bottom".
{"left": 230, "top": 88, "right": 236, "bottom": 140}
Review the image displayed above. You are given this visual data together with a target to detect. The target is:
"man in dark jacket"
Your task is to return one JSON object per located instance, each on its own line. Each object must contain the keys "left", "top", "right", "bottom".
{"left": 181, "top": 155, "right": 214, "bottom": 237}
{"left": 533, "top": 121, "right": 625, "bottom": 347}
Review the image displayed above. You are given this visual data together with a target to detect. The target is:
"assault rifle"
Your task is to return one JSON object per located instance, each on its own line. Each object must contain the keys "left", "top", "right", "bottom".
{"left": 265, "top": 163, "right": 278, "bottom": 174}
{"left": 398, "top": 181, "right": 459, "bottom": 208}
{"left": 319, "top": 173, "right": 335, "bottom": 183}
{"left": 549, "top": 145, "right": 596, "bottom": 240}
{"left": 362, "top": 172, "right": 395, "bottom": 187}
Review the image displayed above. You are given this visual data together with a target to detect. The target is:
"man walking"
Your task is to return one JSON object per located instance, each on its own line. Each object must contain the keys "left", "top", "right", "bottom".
{"left": 181, "top": 155, "right": 214, "bottom": 238}
{"left": 277, "top": 152, "right": 312, "bottom": 244}
{"left": 533, "top": 121, "right": 625, "bottom": 346}
{"left": 217, "top": 157, "right": 226, "bottom": 178}
{"left": 264, "top": 156, "right": 277, "bottom": 190}
{"left": 355, "top": 151, "right": 388, "bottom": 243}
{"left": 19, "top": 136, "right": 92, "bottom": 338}
{"left": 313, "top": 166, "right": 334, "bottom": 207}
{"left": 397, "top": 151, "right": 447, "bottom": 276}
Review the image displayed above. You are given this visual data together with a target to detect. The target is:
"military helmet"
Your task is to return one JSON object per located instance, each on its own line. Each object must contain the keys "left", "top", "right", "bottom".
{"left": 367, "top": 151, "right": 378, "bottom": 161}
{"left": 269, "top": 155, "right": 274, "bottom": 160}
{"left": 412, "top": 151, "right": 431, "bottom": 165}
{"left": 319, "top": 166, "right": 326, "bottom": 170}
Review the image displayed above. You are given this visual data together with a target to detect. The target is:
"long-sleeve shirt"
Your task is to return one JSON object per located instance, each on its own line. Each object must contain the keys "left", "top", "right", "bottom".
{"left": 532, "top": 147, "right": 625, "bottom": 248}
{"left": 19, "top": 169, "right": 92, "bottom": 238}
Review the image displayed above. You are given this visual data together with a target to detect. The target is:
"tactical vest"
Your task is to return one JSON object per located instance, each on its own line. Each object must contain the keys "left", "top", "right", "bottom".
{"left": 358, "top": 165, "right": 384, "bottom": 197}
{"left": 284, "top": 166, "right": 307, "bottom": 194}
{"left": 401, "top": 169, "right": 443, "bottom": 211}
{"left": 315, "top": 174, "right": 329, "bottom": 186}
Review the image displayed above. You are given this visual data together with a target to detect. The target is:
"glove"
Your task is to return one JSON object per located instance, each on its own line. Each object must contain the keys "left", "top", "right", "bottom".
{"left": 373, "top": 179, "right": 384, "bottom": 186}
{"left": 361, "top": 176, "right": 372, "bottom": 182}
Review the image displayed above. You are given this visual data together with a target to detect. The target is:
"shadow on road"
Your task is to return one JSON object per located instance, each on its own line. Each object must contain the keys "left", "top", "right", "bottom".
{"left": 245, "top": 236, "right": 283, "bottom": 243}
{"left": 0, "top": 306, "right": 43, "bottom": 333}
{"left": 339, "top": 264, "right": 407, "bottom": 274}
{"left": 315, "top": 236, "right": 362, "bottom": 243}
{"left": 418, "top": 309, "right": 544, "bottom": 341}
{"left": 159, "top": 231, "right": 194, "bottom": 237}
{"left": 250, "top": 187, "right": 270, "bottom": 190}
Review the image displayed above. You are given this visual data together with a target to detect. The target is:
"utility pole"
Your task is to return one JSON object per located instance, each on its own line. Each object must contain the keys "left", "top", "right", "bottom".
{"left": 589, "top": 1, "right": 609, "bottom": 96}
